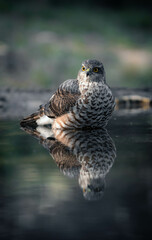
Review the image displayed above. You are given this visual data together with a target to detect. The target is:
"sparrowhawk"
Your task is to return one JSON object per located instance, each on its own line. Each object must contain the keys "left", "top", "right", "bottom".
{"left": 20, "top": 59, "right": 115, "bottom": 129}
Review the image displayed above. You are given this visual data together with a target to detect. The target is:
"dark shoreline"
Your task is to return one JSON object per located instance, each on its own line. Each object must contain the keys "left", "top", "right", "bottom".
{"left": 0, "top": 88, "right": 152, "bottom": 119}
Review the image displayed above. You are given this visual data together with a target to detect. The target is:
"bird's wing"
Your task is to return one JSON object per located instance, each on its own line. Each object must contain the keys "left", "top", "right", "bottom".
{"left": 44, "top": 79, "right": 81, "bottom": 117}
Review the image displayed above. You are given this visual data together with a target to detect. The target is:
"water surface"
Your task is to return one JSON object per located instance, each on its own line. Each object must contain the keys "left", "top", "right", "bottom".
{"left": 0, "top": 112, "right": 152, "bottom": 240}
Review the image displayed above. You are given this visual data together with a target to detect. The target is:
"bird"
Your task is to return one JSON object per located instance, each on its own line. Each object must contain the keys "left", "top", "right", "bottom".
{"left": 20, "top": 59, "right": 115, "bottom": 129}
{"left": 21, "top": 125, "right": 116, "bottom": 201}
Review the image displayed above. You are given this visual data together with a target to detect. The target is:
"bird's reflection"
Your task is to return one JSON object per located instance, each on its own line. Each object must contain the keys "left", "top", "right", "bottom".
{"left": 21, "top": 126, "right": 116, "bottom": 201}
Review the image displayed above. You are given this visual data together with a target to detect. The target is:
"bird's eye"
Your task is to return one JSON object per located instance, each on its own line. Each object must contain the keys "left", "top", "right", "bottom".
{"left": 93, "top": 67, "right": 99, "bottom": 72}
{"left": 82, "top": 66, "right": 85, "bottom": 71}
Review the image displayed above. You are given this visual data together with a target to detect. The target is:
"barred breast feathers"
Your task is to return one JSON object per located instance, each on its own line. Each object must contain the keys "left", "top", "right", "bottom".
{"left": 52, "top": 81, "right": 115, "bottom": 129}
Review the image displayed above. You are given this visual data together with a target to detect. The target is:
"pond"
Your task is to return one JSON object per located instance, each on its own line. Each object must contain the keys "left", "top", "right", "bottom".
{"left": 0, "top": 111, "right": 152, "bottom": 240}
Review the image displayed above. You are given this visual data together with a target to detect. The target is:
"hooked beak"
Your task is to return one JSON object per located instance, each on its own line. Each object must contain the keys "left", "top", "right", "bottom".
{"left": 86, "top": 68, "right": 91, "bottom": 77}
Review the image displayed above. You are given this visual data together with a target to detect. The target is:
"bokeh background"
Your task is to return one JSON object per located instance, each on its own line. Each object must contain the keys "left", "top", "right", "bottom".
{"left": 0, "top": 0, "right": 152, "bottom": 89}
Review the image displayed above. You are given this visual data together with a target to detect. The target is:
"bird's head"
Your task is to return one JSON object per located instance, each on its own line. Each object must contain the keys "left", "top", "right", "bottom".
{"left": 77, "top": 59, "right": 106, "bottom": 83}
{"left": 79, "top": 176, "right": 106, "bottom": 201}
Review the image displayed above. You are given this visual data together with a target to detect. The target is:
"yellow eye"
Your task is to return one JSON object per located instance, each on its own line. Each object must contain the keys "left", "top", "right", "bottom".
{"left": 82, "top": 66, "right": 85, "bottom": 71}
{"left": 93, "top": 67, "right": 99, "bottom": 72}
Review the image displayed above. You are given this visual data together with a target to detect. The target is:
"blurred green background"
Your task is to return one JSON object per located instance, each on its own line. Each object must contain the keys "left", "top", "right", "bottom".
{"left": 0, "top": 0, "right": 151, "bottom": 89}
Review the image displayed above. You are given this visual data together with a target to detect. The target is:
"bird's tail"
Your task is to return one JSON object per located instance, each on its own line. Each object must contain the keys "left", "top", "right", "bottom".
{"left": 20, "top": 105, "right": 45, "bottom": 128}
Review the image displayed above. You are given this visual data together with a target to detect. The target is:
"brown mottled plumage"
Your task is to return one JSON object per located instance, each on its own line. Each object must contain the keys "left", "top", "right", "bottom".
{"left": 20, "top": 59, "right": 115, "bottom": 129}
